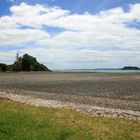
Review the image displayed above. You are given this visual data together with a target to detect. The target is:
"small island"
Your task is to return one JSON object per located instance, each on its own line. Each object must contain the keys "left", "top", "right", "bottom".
{"left": 122, "top": 66, "right": 140, "bottom": 70}
{"left": 0, "top": 53, "right": 51, "bottom": 72}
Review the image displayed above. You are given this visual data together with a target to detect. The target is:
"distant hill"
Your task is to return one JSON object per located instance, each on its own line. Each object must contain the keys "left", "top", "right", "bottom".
{"left": 0, "top": 54, "right": 51, "bottom": 72}
{"left": 122, "top": 66, "right": 140, "bottom": 70}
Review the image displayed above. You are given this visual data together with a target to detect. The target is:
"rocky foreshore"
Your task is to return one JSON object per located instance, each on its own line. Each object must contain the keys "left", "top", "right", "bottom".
{"left": 0, "top": 91, "right": 140, "bottom": 120}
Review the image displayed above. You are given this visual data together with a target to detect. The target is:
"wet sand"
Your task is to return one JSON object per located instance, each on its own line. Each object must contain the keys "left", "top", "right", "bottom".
{"left": 0, "top": 72, "right": 140, "bottom": 111}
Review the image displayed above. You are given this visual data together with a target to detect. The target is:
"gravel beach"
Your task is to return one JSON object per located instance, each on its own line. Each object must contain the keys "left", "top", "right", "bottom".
{"left": 0, "top": 72, "right": 140, "bottom": 112}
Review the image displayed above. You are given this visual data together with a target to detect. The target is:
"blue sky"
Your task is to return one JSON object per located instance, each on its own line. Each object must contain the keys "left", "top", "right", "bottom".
{"left": 1, "top": 0, "right": 140, "bottom": 15}
{"left": 0, "top": 0, "right": 140, "bottom": 69}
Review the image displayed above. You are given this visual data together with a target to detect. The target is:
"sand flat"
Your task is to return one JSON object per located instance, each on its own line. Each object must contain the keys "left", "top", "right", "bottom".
{"left": 0, "top": 72, "right": 140, "bottom": 111}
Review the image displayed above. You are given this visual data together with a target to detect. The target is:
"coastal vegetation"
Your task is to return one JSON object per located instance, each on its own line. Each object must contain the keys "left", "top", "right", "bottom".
{"left": 0, "top": 98, "right": 139, "bottom": 140}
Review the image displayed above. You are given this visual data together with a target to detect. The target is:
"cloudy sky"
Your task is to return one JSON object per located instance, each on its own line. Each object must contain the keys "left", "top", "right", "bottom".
{"left": 0, "top": 0, "right": 140, "bottom": 69}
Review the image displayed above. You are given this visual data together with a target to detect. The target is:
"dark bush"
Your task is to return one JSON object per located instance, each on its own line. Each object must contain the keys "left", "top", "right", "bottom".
{"left": 0, "top": 63, "right": 7, "bottom": 72}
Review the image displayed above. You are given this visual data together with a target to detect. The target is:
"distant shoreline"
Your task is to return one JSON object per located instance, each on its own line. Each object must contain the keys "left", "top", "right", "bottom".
{"left": 1, "top": 70, "right": 140, "bottom": 74}
{"left": 53, "top": 69, "right": 140, "bottom": 73}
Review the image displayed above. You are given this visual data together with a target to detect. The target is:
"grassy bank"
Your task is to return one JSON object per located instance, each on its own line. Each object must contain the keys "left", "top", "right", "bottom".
{"left": 0, "top": 98, "right": 139, "bottom": 140}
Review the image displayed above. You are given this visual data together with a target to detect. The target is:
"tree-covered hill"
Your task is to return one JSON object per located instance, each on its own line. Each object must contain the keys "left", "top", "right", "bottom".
{"left": 0, "top": 54, "right": 51, "bottom": 72}
{"left": 122, "top": 66, "right": 140, "bottom": 70}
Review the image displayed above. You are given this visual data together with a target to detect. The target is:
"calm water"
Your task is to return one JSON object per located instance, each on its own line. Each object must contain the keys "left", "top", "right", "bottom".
{"left": 53, "top": 69, "right": 140, "bottom": 73}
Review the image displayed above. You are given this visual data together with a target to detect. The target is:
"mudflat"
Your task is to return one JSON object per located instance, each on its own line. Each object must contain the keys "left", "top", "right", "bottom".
{"left": 0, "top": 72, "right": 140, "bottom": 111}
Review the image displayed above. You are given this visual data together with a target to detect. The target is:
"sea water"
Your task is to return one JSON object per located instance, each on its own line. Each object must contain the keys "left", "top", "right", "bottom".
{"left": 53, "top": 69, "right": 140, "bottom": 73}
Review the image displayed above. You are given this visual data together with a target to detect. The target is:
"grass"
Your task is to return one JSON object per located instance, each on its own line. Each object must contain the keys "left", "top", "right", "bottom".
{"left": 0, "top": 98, "right": 140, "bottom": 140}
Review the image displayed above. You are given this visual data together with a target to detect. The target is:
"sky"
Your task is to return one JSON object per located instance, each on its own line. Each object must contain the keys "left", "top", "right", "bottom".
{"left": 0, "top": 0, "right": 140, "bottom": 69}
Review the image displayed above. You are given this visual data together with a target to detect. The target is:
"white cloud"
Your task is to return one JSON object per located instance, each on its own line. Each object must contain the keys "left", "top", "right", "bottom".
{"left": 18, "top": 47, "right": 140, "bottom": 69}
{"left": 0, "top": 28, "right": 50, "bottom": 45}
{"left": 0, "top": 51, "right": 16, "bottom": 64}
{"left": 0, "top": 2, "right": 140, "bottom": 68}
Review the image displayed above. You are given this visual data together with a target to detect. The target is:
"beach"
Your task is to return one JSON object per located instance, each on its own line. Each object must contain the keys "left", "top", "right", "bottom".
{"left": 0, "top": 72, "right": 140, "bottom": 112}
